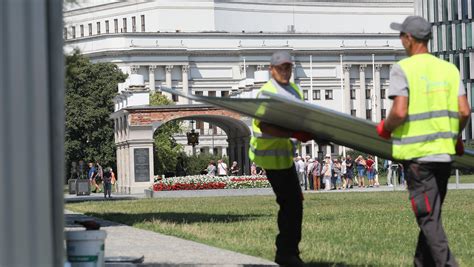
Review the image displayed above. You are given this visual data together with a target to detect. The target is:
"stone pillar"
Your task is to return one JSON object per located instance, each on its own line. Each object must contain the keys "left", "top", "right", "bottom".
{"left": 162, "top": 65, "right": 173, "bottom": 99}
{"left": 374, "top": 64, "right": 382, "bottom": 122}
{"left": 148, "top": 65, "right": 156, "bottom": 91}
{"left": 358, "top": 64, "right": 367, "bottom": 118}
{"left": 182, "top": 65, "right": 190, "bottom": 104}
{"left": 243, "top": 137, "right": 250, "bottom": 175}
{"left": 343, "top": 64, "right": 351, "bottom": 114}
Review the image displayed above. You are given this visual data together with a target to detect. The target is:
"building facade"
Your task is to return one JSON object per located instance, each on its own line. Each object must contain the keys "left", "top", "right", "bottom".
{"left": 64, "top": 0, "right": 414, "bottom": 174}
{"left": 415, "top": 0, "right": 474, "bottom": 139}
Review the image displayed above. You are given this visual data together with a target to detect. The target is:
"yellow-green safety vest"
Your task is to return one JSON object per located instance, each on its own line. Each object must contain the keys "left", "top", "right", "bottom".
{"left": 392, "top": 54, "right": 460, "bottom": 160}
{"left": 248, "top": 80, "right": 303, "bottom": 170}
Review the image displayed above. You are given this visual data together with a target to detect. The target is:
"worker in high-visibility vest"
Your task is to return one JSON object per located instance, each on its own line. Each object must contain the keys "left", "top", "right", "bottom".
{"left": 249, "top": 51, "right": 312, "bottom": 267}
{"left": 377, "top": 16, "right": 471, "bottom": 267}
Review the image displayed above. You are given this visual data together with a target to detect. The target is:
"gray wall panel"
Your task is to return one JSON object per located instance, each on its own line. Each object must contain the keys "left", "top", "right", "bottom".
{"left": 0, "top": 0, "right": 64, "bottom": 266}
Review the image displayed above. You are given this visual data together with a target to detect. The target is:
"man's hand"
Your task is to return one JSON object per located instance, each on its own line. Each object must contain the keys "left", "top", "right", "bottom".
{"left": 376, "top": 120, "right": 391, "bottom": 139}
{"left": 291, "top": 131, "right": 313, "bottom": 142}
{"left": 456, "top": 137, "right": 464, "bottom": 156}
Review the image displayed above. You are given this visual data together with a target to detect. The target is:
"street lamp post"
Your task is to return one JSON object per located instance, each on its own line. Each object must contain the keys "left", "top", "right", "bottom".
{"left": 187, "top": 120, "right": 199, "bottom": 155}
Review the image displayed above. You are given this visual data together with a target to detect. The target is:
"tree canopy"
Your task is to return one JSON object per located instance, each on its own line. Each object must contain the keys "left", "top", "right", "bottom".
{"left": 65, "top": 50, "right": 127, "bottom": 175}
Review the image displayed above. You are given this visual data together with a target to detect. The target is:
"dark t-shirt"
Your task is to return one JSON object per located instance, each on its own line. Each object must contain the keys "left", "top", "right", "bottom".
{"left": 345, "top": 159, "right": 353, "bottom": 171}
{"left": 103, "top": 171, "right": 112, "bottom": 183}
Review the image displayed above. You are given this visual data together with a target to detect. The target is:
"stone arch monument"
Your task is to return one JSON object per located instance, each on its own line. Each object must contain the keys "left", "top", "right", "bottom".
{"left": 111, "top": 104, "right": 251, "bottom": 194}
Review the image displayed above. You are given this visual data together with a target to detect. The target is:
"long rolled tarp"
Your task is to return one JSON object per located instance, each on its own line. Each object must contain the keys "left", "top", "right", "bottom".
{"left": 161, "top": 87, "right": 474, "bottom": 168}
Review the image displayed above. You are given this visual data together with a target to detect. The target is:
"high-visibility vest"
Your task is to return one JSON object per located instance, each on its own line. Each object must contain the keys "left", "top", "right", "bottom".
{"left": 248, "top": 80, "right": 303, "bottom": 170}
{"left": 392, "top": 53, "right": 460, "bottom": 160}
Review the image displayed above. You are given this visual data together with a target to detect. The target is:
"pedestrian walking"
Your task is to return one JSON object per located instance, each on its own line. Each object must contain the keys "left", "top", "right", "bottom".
{"left": 377, "top": 15, "right": 471, "bottom": 267}
{"left": 248, "top": 51, "right": 313, "bottom": 267}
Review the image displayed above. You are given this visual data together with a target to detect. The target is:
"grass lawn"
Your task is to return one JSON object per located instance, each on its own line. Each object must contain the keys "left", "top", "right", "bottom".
{"left": 66, "top": 190, "right": 474, "bottom": 266}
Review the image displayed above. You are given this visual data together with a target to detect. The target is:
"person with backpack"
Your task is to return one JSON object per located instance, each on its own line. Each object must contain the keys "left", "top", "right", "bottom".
{"left": 102, "top": 167, "right": 113, "bottom": 198}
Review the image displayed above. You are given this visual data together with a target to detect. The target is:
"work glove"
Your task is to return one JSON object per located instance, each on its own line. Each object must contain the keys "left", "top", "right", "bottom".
{"left": 455, "top": 137, "right": 464, "bottom": 156}
{"left": 291, "top": 131, "right": 313, "bottom": 142}
{"left": 376, "top": 120, "right": 391, "bottom": 140}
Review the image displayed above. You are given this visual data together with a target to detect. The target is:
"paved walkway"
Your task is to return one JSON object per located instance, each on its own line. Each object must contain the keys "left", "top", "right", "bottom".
{"left": 64, "top": 184, "right": 474, "bottom": 266}
{"left": 65, "top": 210, "right": 277, "bottom": 267}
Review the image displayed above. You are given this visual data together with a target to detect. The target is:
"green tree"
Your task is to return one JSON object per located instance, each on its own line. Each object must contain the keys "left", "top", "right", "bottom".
{"left": 65, "top": 50, "right": 127, "bottom": 175}
{"left": 150, "top": 93, "right": 184, "bottom": 176}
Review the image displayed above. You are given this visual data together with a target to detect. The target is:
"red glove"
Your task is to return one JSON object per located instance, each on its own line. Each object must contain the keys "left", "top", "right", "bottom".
{"left": 291, "top": 131, "right": 313, "bottom": 142}
{"left": 376, "top": 120, "right": 391, "bottom": 140}
{"left": 456, "top": 137, "right": 464, "bottom": 156}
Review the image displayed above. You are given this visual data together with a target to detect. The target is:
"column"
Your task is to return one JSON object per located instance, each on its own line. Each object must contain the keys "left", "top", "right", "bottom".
{"left": 343, "top": 64, "right": 351, "bottom": 114}
{"left": 358, "top": 64, "right": 367, "bottom": 118}
{"left": 182, "top": 65, "right": 190, "bottom": 104}
{"left": 164, "top": 65, "right": 173, "bottom": 99}
{"left": 243, "top": 137, "right": 250, "bottom": 175}
{"left": 148, "top": 65, "right": 156, "bottom": 91}
{"left": 374, "top": 64, "right": 382, "bottom": 122}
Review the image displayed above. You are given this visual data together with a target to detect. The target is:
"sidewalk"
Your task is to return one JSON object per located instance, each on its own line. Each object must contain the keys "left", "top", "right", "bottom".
{"left": 65, "top": 210, "right": 277, "bottom": 267}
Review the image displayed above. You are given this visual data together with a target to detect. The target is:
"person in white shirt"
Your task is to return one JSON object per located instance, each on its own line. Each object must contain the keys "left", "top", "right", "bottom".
{"left": 217, "top": 159, "right": 228, "bottom": 176}
{"left": 295, "top": 156, "right": 305, "bottom": 186}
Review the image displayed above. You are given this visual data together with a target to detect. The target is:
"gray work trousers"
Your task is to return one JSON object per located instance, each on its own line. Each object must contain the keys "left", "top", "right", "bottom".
{"left": 404, "top": 161, "right": 458, "bottom": 267}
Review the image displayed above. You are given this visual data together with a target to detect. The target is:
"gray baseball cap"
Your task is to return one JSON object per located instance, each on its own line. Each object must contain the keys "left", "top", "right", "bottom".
{"left": 390, "top": 16, "right": 432, "bottom": 40}
{"left": 270, "top": 51, "right": 293, "bottom": 66}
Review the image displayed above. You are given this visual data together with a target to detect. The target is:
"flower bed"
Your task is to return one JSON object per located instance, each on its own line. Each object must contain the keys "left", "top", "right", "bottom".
{"left": 152, "top": 175, "right": 270, "bottom": 191}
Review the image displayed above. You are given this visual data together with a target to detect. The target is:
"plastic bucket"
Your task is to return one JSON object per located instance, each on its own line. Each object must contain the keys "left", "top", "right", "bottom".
{"left": 65, "top": 230, "right": 107, "bottom": 267}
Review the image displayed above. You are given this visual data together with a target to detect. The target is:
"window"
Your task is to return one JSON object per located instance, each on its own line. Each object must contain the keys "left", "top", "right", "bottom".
{"left": 221, "top": 91, "right": 229, "bottom": 98}
{"left": 132, "top": 16, "right": 136, "bottom": 32}
{"left": 381, "top": 109, "right": 387, "bottom": 119}
{"left": 350, "top": 109, "right": 356, "bottom": 117}
{"left": 208, "top": 91, "right": 216, "bottom": 97}
{"left": 381, "top": 89, "right": 386, "bottom": 99}
{"left": 63, "top": 27, "right": 67, "bottom": 39}
{"left": 71, "top": 26, "right": 76, "bottom": 38}
{"left": 195, "top": 91, "right": 203, "bottom": 96}
{"left": 325, "top": 90, "right": 333, "bottom": 100}
{"left": 80, "top": 25, "right": 84, "bottom": 37}
{"left": 114, "top": 19, "right": 118, "bottom": 33}
{"left": 462, "top": 0, "right": 468, "bottom": 19}
{"left": 350, "top": 89, "right": 356, "bottom": 100}
{"left": 366, "top": 89, "right": 371, "bottom": 99}
{"left": 437, "top": 25, "right": 443, "bottom": 51}
{"left": 123, "top": 18, "right": 127, "bottom": 32}
{"left": 96, "top": 22, "right": 101, "bottom": 34}
{"left": 213, "top": 147, "right": 219, "bottom": 155}
{"left": 452, "top": 0, "right": 458, "bottom": 20}
{"left": 446, "top": 24, "right": 452, "bottom": 50}
{"left": 456, "top": 23, "right": 462, "bottom": 50}
{"left": 312, "top": 90, "right": 321, "bottom": 100}
{"left": 466, "top": 22, "right": 472, "bottom": 48}
{"left": 172, "top": 94, "right": 179, "bottom": 102}
{"left": 141, "top": 15, "right": 145, "bottom": 32}
{"left": 366, "top": 109, "right": 372, "bottom": 120}
{"left": 303, "top": 90, "right": 308, "bottom": 100}
{"left": 105, "top": 20, "right": 109, "bottom": 34}
{"left": 442, "top": 0, "right": 448, "bottom": 22}
{"left": 196, "top": 120, "right": 204, "bottom": 135}
{"left": 88, "top": 23, "right": 92, "bottom": 36}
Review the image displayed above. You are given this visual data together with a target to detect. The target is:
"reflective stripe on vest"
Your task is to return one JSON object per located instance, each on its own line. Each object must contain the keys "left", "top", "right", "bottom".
{"left": 392, "top": 54, "right": 460, "bottom": 160}
{"left": 249, "top": 80, "right": 303, "bottom": 170}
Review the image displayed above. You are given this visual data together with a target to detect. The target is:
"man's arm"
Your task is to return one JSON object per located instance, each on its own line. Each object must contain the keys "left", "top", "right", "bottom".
{"left": 458, "top": 94, "right": 471, "bottom": 131}
{"left": 384, "top": 95, "right": 408, "bottom": 132}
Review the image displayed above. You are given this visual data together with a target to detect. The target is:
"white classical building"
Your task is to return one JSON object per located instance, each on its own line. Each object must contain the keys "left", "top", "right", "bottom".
{"left": 64, "top": 0, "right": 414, "bottom": 192}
